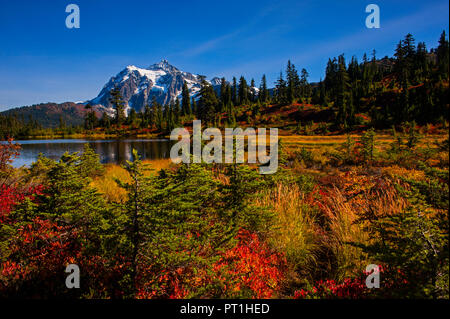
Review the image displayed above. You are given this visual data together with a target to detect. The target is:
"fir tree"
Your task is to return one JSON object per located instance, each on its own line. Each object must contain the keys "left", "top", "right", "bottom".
{"left": 142, "top": 103, "right": 152, "bottom": 128}
{"left": 238, "top": 76, "right": 249, "bottom": 105}
{"left": 250, "top": 78, "right": 256, "bottom": 102}
{"left": 437, "top": 30, "right": 449, "bottom": 79}
{"left": 181, "top": 81, "right": 191, "bottom": 116}
{"left": 286, "top": 60, "right": 300, "bottom": 103}
{"left": 275, "top": 72, "right": 287, "bottom": 104}
{"left": 109, "top": 87, "right": 126, "bottom": 126}
{"left": 300, "top": 68, "right": 311, "bottom": 102}
{"left": 191, "top": 97, "right": 197, "bottom": 117}
{"left": 100, "top": 112, "right": 111, "bottom": 129}
{"left": 232, "top": 77, "right": 238, "bottom": 105}
{"left": 78, "top": 143, "right": 105, "bottom": 178}
{"left": 128, "top": 108, "right": 137, "bottom": 127}
{"left": 115, "top": 149, "right": 153, "bottom": 297}
{"left": 174, "top": 98, "right": 181, "bottom": 126}
{"left": 198, "top": 79, "right": 219, "bottom": 124}
{"left": 335, "top": 55, "right": 354, "bottom": 128}
{"left": 156, "top": 100, "right": 163, "bottom": 131}
{"left": 259, "top": 74, "right": 269, "bottom": 103}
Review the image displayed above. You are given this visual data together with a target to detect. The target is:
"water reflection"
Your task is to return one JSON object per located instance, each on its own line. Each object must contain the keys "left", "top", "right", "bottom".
{"left": 10, "top": 139, "right": 174, "bottom": 167}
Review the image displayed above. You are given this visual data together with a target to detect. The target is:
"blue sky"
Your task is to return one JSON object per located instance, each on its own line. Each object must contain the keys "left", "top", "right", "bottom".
{"left": 0, "top": 0, "right": 448, "bottom": 111}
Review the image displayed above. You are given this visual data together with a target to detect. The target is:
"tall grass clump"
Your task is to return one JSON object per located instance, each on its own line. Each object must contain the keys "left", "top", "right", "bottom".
{"left": 258, "top": 183, "right": 320, "bottom": 277}
{"left": 321, "top": 184, "right": 410, "bottom": 282}
{"left": 320, "top": 188, "right": 369, "bottom": 281}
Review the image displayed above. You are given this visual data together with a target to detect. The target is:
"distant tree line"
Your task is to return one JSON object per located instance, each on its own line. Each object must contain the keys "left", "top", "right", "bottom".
{"left": 0, "top": 113, "right": 42, "bottom": 139}
{"left": 101, "top": 31, "right": 450, "bottom": 131}
{"left": 1, "top": 31, "right": 448, "bottom": 139}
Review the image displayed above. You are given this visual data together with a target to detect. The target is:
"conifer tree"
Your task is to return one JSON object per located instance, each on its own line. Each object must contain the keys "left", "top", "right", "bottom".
{"left": 128, "top": 108, "right": 137, "bottom": 127}
{"left": 286, "top": 60, "right": 300, "bottom": 103}
{"left": 165, "top": 102, "right": 175, "bottom": 132}
{"left": 84, "top": 104, "right": 97, "bottom": 130}
{"left": 109, "top": 87, "right": 126, "bottom": 126}
{"left": 219, "top": 77, "right": 227, "bottom": 102}
{"left": 181, "top": 81, "right": 191, "bottom": 116}
{"left": 250, "top": 78, "right": 256, "bottom": 102}
{"left": 232, "top": 77, "right": 238, "bottom": 105}
{"left": 142, "top": 103, "right": 152, "bottom": 128}
{"left": 198, "top": 79, "right": 218, "bottom": 124}
{"left": 34, "top": 152, "right": 107, "bottom": 252}
{"left": 238, "top": 76, "right": 249, "bottom": 105}
{"left": 222, "top": 163, "right": 272, "bottom": 233}
{"left": 100, "top": 112, "right": 111, "bottom": 129}
{"left": 324, "top": 58, "right": 338, "bottom": 96}
{"left": 318, "top": 79, "right": 328, "bottom": 106}
{"left": 191, "top": 97, "right": 197, "bottom": 117}
{"left": 416, "top": 42, "right": 429, "bottom": 81}
{"left": 437, "top": 30, "right": 449, "bottom": 79}
{"left": 300, "top": 68, "right": 311, "bottom": 102}
{"left": 335, "top": 55, "right": 354, "bottom": 128}
{"left": 174, "top": 98, "right": 181, "bottom": 126}
{"left": 259, "top": 74, "right": 269, "bottom": 103}
{"left": 275, "top": 72, "right": 287, "bottom": 104}
{"left": 156, "top": 101, "right": 163, "bottom": 131}
{"left": 358, "top": 128, "right": 375, "bottom": 165}
{"left": 115, "top": 149, "right": 153, "bottom": 297}
{"left": 226, "top": 101, "right": 236, "bottom": 127}
{"left": 78, "top": 143, "right": 105, "bottom": 178}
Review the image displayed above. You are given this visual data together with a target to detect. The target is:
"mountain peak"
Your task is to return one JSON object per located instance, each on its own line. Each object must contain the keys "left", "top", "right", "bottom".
{"left": 210, "top": 77, "right": 223, "bottom": 86}
{"left": 90, "top": 60, "right": 207, "bottom": 109}
{"left": 125, "top": 65, "right": 141, "bottom": 72}
{"left": 148, "top": 59, "right": 178, "bottom": 73}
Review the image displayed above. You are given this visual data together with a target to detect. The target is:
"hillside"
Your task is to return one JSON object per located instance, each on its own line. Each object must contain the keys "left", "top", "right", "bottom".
{"left": 0, "top": 102, "right": 110, "bottom": 128}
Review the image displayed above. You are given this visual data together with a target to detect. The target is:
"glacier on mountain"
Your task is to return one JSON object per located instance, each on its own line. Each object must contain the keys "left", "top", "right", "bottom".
{"left": 89, "top": 60, "right": 203, "bottom": 113}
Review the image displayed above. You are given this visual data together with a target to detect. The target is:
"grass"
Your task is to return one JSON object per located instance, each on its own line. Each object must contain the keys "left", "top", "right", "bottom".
{"left": 90, "top": 163, "right": 130, "bottom": 203}
{"left": 259, "top": 183, "right": 320, "bottom": 276}
{"left": 85, "top": 129, "right": 448, "bottom": 291}
{"left": 90, "top": 158, "right": 172, "bottom": 202}
{"left": 320, "top": 188, "right": 370, "bottom": 281}
{"left": 3, "top": 128, "right": 448, "bottom": 297}
{"left": 256, "top": 130, "right": 448, "bottom": 291}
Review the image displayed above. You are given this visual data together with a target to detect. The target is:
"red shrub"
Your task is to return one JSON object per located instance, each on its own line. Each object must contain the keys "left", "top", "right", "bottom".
{"left": 214, "top": 230, "right": 286, "bottom": 298}
{"left": 293, "top": 265, "right": 407, "bottom": 299}
{"left": 136, "top": 230, "right": 286, "bottom": 299}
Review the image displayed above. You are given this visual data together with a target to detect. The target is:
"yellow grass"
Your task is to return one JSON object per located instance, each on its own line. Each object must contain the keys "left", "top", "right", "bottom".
{"left": 258, "top": 184, "right": 320, "bottom": 273}
{"left": 280, "top": 133, "right": 446, "bottom": 148}
{"left": 321, "top": 189, "right": 370, "bottom": 280}
{"left": 90, "top": 158, "right": 172, "bottom": 202}
{"left": 142, "top": 158, "right": 172, "bottom": 172}
{"left": 90, "top": 164, "right": 129, "bottom": 203}
{"left": 382, "top": 165, "right": 427, "bottom": 181}
{"left": 321, "top": 184, "right": 410, "bottom": 280}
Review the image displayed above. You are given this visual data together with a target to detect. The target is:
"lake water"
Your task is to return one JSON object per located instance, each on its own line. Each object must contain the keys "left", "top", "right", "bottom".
{"left": 9, "top": 139, "right": 175, "bottom": 167}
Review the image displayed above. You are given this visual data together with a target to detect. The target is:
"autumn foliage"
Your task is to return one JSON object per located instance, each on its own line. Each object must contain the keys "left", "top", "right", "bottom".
{"left": 0, "top": 131, "right": 448, "bottom": 299}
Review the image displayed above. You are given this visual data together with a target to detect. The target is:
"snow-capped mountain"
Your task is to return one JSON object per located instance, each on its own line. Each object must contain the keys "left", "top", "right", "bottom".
{"left": 89, "top": 60, "right": 204, "bottom": 113}
{"left": 210, "top": 77, "right": 223, "bottom": 86}
{"left": 1, "top": 60, "right": 265, "bottom": 128}
{"left": 88, "top": 60, "right": 262, "bottom": 114}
